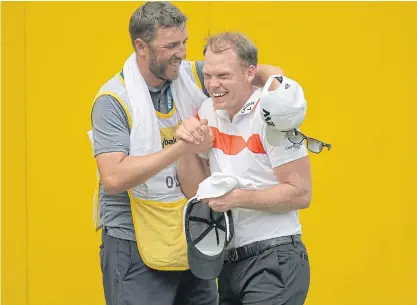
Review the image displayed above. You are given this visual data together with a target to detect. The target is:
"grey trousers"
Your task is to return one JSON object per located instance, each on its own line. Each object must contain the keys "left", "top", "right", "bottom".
{"left": 99, "top": 232, "right": 218, "bottom": 305}
{"left": 218, "top": 242, "right": 310, "bottom": 305}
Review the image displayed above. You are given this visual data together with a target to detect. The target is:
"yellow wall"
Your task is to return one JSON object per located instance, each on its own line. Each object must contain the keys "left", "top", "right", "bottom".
{"left": 2, "top": 3, "right": 27, "bottom": 305}
{"left": 2, "top": 2, "right": 417, "bottom": 305}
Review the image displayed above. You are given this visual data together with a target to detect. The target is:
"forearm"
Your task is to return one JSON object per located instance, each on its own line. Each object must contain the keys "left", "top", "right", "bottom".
{"left": 177, "top": 154, "right": 210, "bottom": 198}
{"left": 100, "top": 142, "right": 187, "bottom": 195}
{"left": 235, "top": 183, "right": 311, "bottom": 213}
{"left": 253, "top": 64, "right": 284, "bottom": 88}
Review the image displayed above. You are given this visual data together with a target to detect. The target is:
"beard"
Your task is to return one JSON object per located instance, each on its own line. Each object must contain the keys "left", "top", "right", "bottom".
{"left": 148, "top": 46, "right": 182, "bottom": 81}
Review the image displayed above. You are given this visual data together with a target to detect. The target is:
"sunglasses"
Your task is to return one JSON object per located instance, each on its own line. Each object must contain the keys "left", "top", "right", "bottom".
{"left": 286, "top": 129, "right": 332, "bottom": 154}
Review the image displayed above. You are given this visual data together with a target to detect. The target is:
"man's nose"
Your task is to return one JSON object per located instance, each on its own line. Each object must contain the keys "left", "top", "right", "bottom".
{"left": 208, "top": 78, "right": 221, "bottom": 89}
{"left": 175, "top": 44, "right": 186, "bottom": 60}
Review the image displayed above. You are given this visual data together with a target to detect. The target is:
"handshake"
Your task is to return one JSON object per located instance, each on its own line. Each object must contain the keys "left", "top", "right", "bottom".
{"left": 175, "top": 116, "right": 215, "bottom": 155}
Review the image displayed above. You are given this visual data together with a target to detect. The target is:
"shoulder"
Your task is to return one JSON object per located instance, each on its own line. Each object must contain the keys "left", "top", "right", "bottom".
{"left": 96, "top": 73, "right": 128, "bottom": 101}
{"left": 93, "top": 94, "right": 124, "bottom": 114}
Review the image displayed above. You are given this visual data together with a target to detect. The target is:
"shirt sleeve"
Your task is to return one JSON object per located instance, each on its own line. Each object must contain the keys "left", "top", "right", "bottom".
{"left": 91, "top": 95, "right": 130, "bottom": 157}
{"left": 261, "top": 124, "right": 308, "bottom": 168}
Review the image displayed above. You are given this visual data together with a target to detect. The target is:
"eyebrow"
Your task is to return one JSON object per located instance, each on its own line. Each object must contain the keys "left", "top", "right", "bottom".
{"left": 202, "top": 70, "right": 232, "bottom": 77}
{"left": 166, "top": 37, "right": 188, "bottom": 45}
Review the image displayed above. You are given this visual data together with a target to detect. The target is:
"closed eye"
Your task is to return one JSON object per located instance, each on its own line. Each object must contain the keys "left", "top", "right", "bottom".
{"left": 165, "top": 43, "right": 176, "bottom": 49}
{"left": 163, "top": 38, "right": 188, "bottom": 50}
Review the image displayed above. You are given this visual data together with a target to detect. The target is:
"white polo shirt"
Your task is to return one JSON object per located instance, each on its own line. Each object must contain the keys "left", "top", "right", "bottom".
{"left": 198, "top": 88, "right": 308, "bottom": 248}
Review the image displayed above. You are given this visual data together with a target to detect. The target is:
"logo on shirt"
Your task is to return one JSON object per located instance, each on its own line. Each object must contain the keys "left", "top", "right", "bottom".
{"left": 285, "top": 83, "right": 291, "bottom": 90}
{"left": 160, "top": 122, "right": 180, "bottom": 148}
{"left": 161, "top": 137, "right": 177, "bottom": 148}
{"left": 285, "top": 143, "right": 302, "bottom": 151}
{"left": 240, "top": 100, "right": 255, "bottom": 114}
{"left": 167, "top": 87, "right": 174, "bottom": 112}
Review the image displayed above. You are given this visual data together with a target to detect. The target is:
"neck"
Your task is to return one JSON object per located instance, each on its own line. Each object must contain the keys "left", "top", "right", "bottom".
{"left": 227, "top": 86, "right": 257, "bottom": 120}
{"left": 136, "top": 54, "right": 166, "bottom": 88}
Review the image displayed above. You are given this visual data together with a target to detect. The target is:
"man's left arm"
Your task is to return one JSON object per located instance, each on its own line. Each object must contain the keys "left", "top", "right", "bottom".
{"left": 208, "top": 135, "right": 312, "bottom": 213}
{"left": 233, "top": 156, "right": 311, "bottom": 213}
{"left": 208, "top": 156, "right": 312, "bottom": 213}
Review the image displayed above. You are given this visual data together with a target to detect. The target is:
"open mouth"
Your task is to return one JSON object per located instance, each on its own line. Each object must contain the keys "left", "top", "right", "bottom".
{"left": 169, "top": 60, "right": 181, "bottom": 67}
{"left": 213, "top": 92, "right": 227, "bottom": 98}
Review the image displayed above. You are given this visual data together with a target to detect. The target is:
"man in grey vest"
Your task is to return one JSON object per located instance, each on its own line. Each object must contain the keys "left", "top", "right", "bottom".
{"left": 91, "top": 2, "right": 284, "bottom": 304}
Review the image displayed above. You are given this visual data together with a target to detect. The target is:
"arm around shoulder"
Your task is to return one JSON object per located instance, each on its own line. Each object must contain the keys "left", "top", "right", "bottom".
{"left": 252, "top": 64, "right": 285, "bottom": 88}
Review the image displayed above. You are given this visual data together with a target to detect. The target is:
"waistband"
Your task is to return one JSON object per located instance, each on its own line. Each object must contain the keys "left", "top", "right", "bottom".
{"left": 224, "top": 234, "right": 302, "bottom": 263}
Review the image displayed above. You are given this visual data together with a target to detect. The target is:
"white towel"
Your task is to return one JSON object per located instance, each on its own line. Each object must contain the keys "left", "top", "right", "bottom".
{"left": 123, "top": 52, "right": 207, "bottom": 156}
{"left": 123, "top": 53, "right": 160, "bottom": 155}
{"left": 171, "top": 65, "right": 207, "bottom": 119}
{"left": 196, "top": 172, "right": 253, "bottom": 200}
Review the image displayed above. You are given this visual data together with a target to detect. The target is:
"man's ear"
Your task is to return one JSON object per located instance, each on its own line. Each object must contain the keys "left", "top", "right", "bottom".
{"left": 247, "top": 65, "right": 257, "bottom": 83}
{"left": 135, "top": 38, "right": 148, "bottom": 56}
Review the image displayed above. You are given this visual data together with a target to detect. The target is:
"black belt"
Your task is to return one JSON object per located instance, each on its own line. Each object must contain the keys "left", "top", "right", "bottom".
{"left": 224, "top": 234, "right": 302, "bottom": 263}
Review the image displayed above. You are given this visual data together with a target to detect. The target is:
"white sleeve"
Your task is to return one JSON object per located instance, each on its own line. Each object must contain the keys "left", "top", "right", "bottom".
{"left": 261, "top": 124, "right": 308, "bottom": 168}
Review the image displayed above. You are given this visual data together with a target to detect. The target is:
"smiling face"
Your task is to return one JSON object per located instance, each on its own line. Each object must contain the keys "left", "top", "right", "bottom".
{"left": 203, "top": 44, "right": 256, "bottom": 117}
{"left": 129, "top": 2, "right": 189, "bottom": 86}
{"left": 142, "top": 26, "right": 188, "bottom": 82}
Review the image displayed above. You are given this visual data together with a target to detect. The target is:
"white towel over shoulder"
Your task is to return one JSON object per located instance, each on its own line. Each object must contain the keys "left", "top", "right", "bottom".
{"left": 123, "top": 52, "right": 207, "bottom": 156}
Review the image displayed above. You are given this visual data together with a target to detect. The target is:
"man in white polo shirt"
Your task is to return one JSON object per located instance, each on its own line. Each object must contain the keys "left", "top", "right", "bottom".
{"left": 176, "top": 32, "right": 311, "bottom": 305}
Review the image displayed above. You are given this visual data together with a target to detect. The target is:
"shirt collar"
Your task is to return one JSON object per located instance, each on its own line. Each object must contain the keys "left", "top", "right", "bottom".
{"left": 235, "top": 88, "right": 262, "bottom": 116}
{"left": 214, "top": 88, "right": 262, "bottom": 119}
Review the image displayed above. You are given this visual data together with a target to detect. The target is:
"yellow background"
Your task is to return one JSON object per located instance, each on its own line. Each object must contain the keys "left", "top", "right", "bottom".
{"left": 2, "top": 2, "right": 417, "bottom": 305}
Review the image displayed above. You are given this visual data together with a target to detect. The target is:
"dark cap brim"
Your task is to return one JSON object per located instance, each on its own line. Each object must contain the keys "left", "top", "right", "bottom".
{"left": 187, "top": 244, "right": 225, "bottom": 280}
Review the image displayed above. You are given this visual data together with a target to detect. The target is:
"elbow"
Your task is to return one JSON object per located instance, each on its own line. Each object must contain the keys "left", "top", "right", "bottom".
{"left": 298, "top": 196, "right": 311, "bottom": 210}
{"left": 179, "top": 182, "right": 198, "bottom": 200}
{"left": 258, "top": 64, "right": 284, "bottom": 76}
{"left": 183, "top": 189, "right": 197, "bottom": 200}
{"left": 101, "top": 175, "right": 124, "bottom": 196}
{"left": 297, "top": 189, "right": 312, "bottom": 210}
{"left": 273, "top": 65, "right": 284, "bottom": 76}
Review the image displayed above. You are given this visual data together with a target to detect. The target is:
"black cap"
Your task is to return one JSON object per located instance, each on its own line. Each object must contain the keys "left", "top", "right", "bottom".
{"left": 184, "top": 197, "right": 233, "bottom": 280}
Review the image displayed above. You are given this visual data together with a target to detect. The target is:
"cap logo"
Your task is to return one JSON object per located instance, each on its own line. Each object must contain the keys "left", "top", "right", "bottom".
{"left": 262, "top": 109, "right": 275, "bottom": 127}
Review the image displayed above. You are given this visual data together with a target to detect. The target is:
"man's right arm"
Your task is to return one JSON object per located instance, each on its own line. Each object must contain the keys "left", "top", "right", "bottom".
{"left": 177, "top": 154, "right": 210, "bottom": 199}
{"left": 92, "top": 95, "right": 212, "bottom": 195}
{"left": 175, "top": 116, "right": 212, "bottom": 198}
{"left": 96, "top": 142, "right": 197, "bottom": 195}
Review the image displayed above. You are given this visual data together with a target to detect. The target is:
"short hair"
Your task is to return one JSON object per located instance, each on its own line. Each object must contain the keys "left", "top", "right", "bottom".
{"left": 203, "top": 32, "right": 258, "bottom": 67}
{"left": 129, "top": 2, "right": 188, "bottom": 47}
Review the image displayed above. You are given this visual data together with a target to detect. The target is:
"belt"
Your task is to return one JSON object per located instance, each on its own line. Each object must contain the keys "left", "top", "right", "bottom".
{"left": 224, "top": 234, "right": 302, "bottom": 263}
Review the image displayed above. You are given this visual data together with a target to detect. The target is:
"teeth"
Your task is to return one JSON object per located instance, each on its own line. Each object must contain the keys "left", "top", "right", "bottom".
{"left": 213, "top": 93, "right": 227, "bottom": 97}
